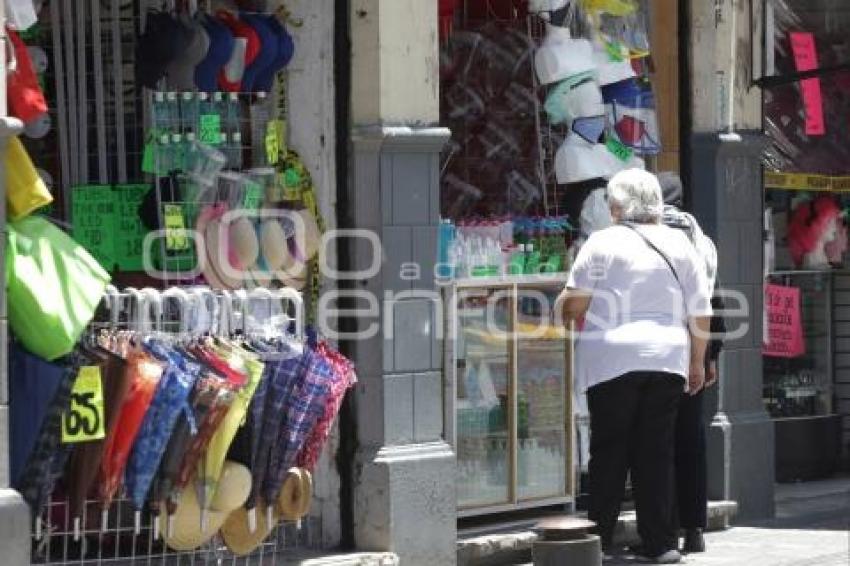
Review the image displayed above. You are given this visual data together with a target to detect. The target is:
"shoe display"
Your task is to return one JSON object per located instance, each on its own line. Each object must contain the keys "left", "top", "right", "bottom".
{"left": 682, "top": 528, "right": 706, "bottom": 553}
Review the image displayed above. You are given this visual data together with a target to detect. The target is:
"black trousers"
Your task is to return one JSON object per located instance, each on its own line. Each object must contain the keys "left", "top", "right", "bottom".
{"left": 587, "top": 371, "right": 682, "bottom": 555}
{"left": 674, "top": 388, "right": 707, "bottom": 529}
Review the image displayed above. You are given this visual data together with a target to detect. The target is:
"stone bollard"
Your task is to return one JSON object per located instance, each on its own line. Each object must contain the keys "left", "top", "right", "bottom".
{"left": 532, "top": 517, "right": 601, "bottom": 566}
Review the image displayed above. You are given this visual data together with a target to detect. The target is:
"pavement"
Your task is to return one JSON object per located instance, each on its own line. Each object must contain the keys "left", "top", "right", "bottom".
{"left": 531, "top": 477, "right": 850, "bottom": 566}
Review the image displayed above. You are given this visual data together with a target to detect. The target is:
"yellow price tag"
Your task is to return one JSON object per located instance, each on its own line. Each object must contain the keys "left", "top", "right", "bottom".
{"left": 62, "top": 366, "right": 106, "bottom": 444}
{"left": 302, "top": 187, "right": 319, "bottom": 217}
{"left": 163, "top": 204, "right": 189, "bottom": 251}
{"left": 265, "top": 121, "right": 280, "bottom": 165}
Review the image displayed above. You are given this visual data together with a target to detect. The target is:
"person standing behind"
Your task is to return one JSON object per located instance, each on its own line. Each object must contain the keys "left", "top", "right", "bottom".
{"left": 658, "top": 171, "right": 727, "bottom": 554}
{"left": 558, "top": 169, "right": 712, "bottom": 564}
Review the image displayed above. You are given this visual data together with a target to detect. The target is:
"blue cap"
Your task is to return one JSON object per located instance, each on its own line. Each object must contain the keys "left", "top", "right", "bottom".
{"left": 240, "top": 13, "right": 279, "bottom": 93}
{"left": 194, "top": 14, "right": 234, "bottom": 92}
{"left": 601, "top": 77, "right": 655, "bottom": 108}
{"left": 253, "top": 16, "right": 295, "bottom": 93}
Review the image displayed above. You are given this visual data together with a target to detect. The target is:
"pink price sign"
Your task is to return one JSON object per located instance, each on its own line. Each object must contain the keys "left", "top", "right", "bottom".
{"left": 763, "top": 284, "right": 805, "bottom": 358}
{"left": 789, "top": 31, "right": 825, "bottom": 136}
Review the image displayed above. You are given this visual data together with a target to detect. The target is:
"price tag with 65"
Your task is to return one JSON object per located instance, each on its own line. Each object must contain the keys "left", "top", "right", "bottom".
{"left": 62, "top": 366, "right": 106, "bottom": 444}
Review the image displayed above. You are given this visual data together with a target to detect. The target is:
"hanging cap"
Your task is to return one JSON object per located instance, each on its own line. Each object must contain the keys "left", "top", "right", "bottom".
{"left": 534, "top": 28, "right": 595, "bottom": 85}
{"left": 6, "top": 27, "right": 48, "bottom": 122}
{"left": 239, "top": 13, "right": 279, "bottom": 93}
{"left": 555, "top": 135, "right": 645, "bottom": 184}
{"left": 167, "top": 18, "right": 210, "bottom": 91}
{"left": 195, "top": 14, "right": 235, "bottom": 92}
{"left": 135, "top": 11, "right": 192, "bottom": 89}
{"left": 216, "top": 11, "right": 261, "bottom": 92}
{"left": 253, "top": 16, "right": 295, "bottom": 92}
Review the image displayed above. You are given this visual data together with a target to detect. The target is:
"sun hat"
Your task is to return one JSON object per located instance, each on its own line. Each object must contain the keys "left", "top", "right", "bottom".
{"left": 195, "top": 14, "right": 235, "bottom": 92}
{"left": 166, "top": 17, "right": 210, "bottom": 92}
{"left": 291, "top": 209, "right": 321, "bottom": 261}
{"left": 253, "top": 15, "right": 295, "bottom": 93}
{"left": 216, "top": 11, "right": 261, "bottom": 92}
{"left": 7, "top": 27, "right": 48, "bottom": 122}
{"left": 204, "top": 205, "right": 244, "bottom": 290}
{"left": 135, "top": 11, "right": 192, "bottom": 89}
{"left": 221, "top": 500, "right": 278, "bottom": 556}
{"left": 260, "top": 217, "right": 296, "bottom": 271}
{"left": 275, "top": 468, "right": 312, "bottom": 521}
{"left": 230, "top": 213, "right": 261, "bottom": 270}
{"left": 239, "top": 13, "right": 278, "bottom": 93}
{"left": 164, "top": 461, "right": 251, "bottom": 552}
{"left": 544, "top": 72, "right": 604, "bottom": 125}
{"left": 534, "top": 25, "right": 595, "bottom": 86}
{"left": 5, "top": 136, "right": 53, "bottom": 220}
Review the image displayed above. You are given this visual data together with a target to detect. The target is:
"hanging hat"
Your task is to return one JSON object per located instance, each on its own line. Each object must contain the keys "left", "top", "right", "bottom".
{"left": 292, "top": 209, "right": 321, "bottom": 261}
{"left": 259, "top": 217, "right": 296, "bottom": 272}
{"left": 253, "top": 16, "right": 295, "bottom": 92}
{"left": 136, "top": 11, "right": 192, "bottom": 89}
{"left": 164, "top": 461, "right": 251, "bottom": 552}
{"left": 195, "top": 14, "right": 235, "bottom": 92}
{"left": 275, "top": 468, "right": 312, "bottom": 521}
{"left": 275, "top": 259, "right": 307, "bottom": 291}
{"left": 221, "top": 500, "right": 279, "bottom": 556}
{"left": 6, "top": 27, "right": 48, "bottom": 122}
{"left": 205, "top": 205, "right": 244, "bottom": 290}
{"left": 602, "top": 78, "right": 660, "bottom": 154}
{"left": 239, "top": 13, "right": 279, "bottom": 93}
{"left": 534, "top": 25, "right": 595, "bottom": 85}
{"left": 167, "top": 17, "right": 211, "bottom": 91}
{"left": 5, "top": 136, "right": 53, "bottom": 220}
{"left": 230, "top": 214, "right": 261, "bottom": 271}
{"left": 216, "top": 11, "right": 261, "bottom": 92}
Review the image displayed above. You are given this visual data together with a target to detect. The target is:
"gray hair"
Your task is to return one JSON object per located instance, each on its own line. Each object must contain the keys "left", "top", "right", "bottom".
{"left": 606, "top": 168, "right": 663, "bottom": 224}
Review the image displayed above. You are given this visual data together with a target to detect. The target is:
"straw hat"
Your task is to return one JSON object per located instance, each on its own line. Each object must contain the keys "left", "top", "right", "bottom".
{"left": 230, "top": 215, "right": 260, "bottom": 270}
{"left": 276, "top": 468, "right": 312, "bottom": 521}
{"left": 259, "top": 218, "right": 296, "bottom": 271}
{"left": 292, "top": 209, "right": 321, "bottom": 261}
{"left": 220, "top": 501, "right": 279, "bottom": 556}
{"left": 164, "top": 461, "right": 252, "bottom": 552}
{"left": 204, "top": 208, "right": 243, "bottom": 290}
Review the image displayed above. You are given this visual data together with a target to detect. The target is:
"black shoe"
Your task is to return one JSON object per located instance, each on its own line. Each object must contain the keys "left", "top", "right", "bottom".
{"left": 682, "top": 528, "right": 705, "bottom": 553}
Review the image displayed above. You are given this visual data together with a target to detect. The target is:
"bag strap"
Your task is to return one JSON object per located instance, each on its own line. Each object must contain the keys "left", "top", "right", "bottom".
{"left": 621, "top": 222, "right": 683, "bottom": 290}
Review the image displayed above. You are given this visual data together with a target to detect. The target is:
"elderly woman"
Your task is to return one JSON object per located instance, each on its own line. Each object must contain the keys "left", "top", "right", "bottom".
{"left": 558, "top": 169, "right": 711, "bottom": 564}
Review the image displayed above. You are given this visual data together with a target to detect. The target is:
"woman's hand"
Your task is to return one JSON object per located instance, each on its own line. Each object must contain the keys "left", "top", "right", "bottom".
{"left": 688, "top": 359, "right": 705, "bottom": 395}
{"left": 705, "top": 360, "right": 718, "bottom": 388}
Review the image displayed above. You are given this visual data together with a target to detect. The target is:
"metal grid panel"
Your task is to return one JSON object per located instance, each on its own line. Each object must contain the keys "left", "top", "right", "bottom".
{"left": 32, "top": 494, "right": 322, "bottom": 565}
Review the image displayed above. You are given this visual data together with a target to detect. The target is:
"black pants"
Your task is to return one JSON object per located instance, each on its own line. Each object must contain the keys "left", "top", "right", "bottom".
{"left": 587, "top": 371, "right": 682, "bottom": 555}
{"left": 674, "top": 388, "right": 707, "bottom": 529}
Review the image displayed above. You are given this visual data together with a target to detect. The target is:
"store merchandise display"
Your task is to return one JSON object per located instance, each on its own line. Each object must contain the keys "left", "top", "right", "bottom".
{"left": 2, "top": 2, "right": 349, "bottom": 563}
{"left": 8, "top": 287, "right": 355, "bottom": 556}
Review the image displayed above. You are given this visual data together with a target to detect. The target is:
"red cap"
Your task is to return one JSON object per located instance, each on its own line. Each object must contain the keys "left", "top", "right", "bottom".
{"left": 215, "top": 11, "right": 261, "bottom": 92}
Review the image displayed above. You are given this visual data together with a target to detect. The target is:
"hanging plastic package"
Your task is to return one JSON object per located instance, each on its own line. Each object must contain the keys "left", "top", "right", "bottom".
{"left": 6, "top": 27, "right": 48, "bottom": 122}
{"left": 5, "top": 216, "right": 110, "bottom": 360}
{"left": 5, "top": 0, "right": 39, "bottom": 31}
{"left": 602, "top": 78, "right": 661, "bottom": 155}
{"left": 5, "top": 136, "right": 53, "bottom": 220}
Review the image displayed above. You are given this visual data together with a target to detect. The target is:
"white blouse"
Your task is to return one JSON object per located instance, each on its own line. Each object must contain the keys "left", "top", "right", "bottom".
{"left": 567, "top": 223, "right": 712, "bottom": 393}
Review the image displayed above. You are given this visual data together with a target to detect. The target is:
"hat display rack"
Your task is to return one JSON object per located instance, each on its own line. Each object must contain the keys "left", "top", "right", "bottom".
{"left": 5, "top": 2, "right": 345, "bottom": 565}
{"left": 26, "top": 285, "right": 353, "bottom": 564}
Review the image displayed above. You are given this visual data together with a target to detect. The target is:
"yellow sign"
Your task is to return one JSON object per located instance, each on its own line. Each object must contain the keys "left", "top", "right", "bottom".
{"left": 62, "top": 366, "right": 106, "bottom": 444}
{"left": 765, "top": 171, "right": 850, "bottom": 192}
{"left": 163, "top": 204, "right": 189, "bottom": 251}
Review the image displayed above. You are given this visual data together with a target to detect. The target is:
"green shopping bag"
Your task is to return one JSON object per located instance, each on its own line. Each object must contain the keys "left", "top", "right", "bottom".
{"left": 6, "top": 216, "right": 111, "bottom": 360}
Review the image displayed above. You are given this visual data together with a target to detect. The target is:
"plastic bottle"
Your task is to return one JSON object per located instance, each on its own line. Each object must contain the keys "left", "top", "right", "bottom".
{"left": 437, "top": 219, "right": 457, "bottom": 278}
{"left": 509, "top": 244, "right": 525, "bottom": 275}
{"left": 525, "top": 242, "right": 541, "bottom": 274}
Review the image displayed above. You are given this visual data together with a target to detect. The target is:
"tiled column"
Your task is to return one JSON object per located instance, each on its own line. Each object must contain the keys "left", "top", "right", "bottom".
{"left": 690, "top": 132, "right": 776, "bottom": 520}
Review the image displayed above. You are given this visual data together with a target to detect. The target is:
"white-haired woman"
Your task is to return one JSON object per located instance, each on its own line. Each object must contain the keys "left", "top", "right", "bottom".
{"left": 557, "top": 169, "right": 712, "bottom": 564}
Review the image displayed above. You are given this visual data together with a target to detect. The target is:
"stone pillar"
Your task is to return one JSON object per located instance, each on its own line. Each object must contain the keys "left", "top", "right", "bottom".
{"left": 690, "top": 133, "right": 776, "bottom": 521}
{"left": 686, "top": 0, "right": 775, "bottom": 520}
{"left": 0, "top": 3, "right": 34, "bottom": 562}
{"left": 345, "top": 2, "right": 456, "bottom": 565}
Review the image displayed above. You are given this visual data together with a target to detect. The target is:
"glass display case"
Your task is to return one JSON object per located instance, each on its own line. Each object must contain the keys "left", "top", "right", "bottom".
{"left": 445, "top": 275, "right": 574, "bottom": 516}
